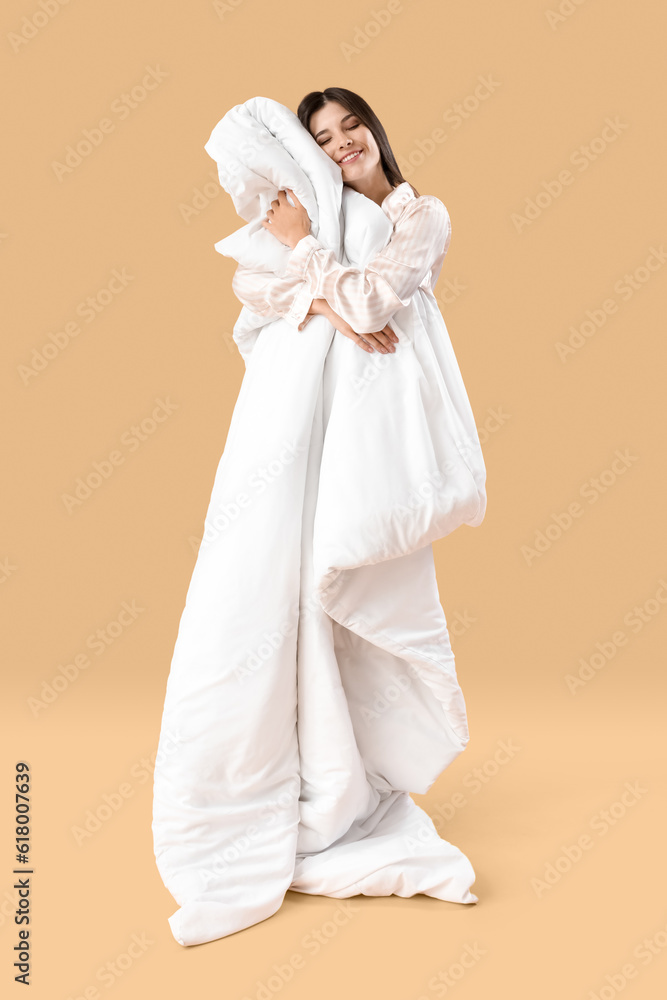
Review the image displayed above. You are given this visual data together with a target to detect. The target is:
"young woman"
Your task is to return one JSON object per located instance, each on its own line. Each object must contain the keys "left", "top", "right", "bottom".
{"left": 231, "top": 86, "right": 452, "bottom": 360}
{"left": 153, "top": 89, "right": 484, "bottom": 948}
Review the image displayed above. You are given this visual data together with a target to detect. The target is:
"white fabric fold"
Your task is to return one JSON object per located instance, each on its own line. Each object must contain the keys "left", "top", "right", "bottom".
{"left": 151, "top": 96, "right": 487, "bottom": 947}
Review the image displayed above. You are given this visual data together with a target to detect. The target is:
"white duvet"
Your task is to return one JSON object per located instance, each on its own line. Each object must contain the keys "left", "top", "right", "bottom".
{"left": 151, "top": 97, "right": 487, "bottom": 947}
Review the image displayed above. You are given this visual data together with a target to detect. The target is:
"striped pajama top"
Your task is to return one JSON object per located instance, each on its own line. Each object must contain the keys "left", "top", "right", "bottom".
{"left": 231, "top": 180, "right": 452, "bottom": 337}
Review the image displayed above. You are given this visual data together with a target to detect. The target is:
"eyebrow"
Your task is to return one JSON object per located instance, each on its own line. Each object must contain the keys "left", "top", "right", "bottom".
{"left": 314, "top": 113, "right": 356, "bottom": 140}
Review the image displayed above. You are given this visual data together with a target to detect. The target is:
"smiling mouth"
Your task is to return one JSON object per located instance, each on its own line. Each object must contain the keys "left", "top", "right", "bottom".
{"left": 340, "top": 150, "right": 362, "bottom": 165}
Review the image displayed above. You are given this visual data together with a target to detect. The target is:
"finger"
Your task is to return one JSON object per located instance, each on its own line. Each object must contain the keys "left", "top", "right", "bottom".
{"left": 366, "top": 334, "right": 390, "bottom": 354}
{"left": 373, "top": 331, "right": 396, "bottom": 352}
{"left": 383, "top": 324, "right": 399, "bottom": 343}
{"left": 347, "top": 332, "right": 373, "bottom": 353}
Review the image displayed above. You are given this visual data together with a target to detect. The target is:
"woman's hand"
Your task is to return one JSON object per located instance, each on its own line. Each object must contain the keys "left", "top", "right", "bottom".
{"left": 309, "top": 298, "right": 398, "bottom": 354}
{"left": 261, "top": 189, "right": 311, "bottom": 249}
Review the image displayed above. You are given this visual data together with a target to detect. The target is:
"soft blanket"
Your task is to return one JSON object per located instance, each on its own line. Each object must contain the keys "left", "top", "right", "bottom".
{"left": 152, "top": 96, "right": 487, "bottom": 947}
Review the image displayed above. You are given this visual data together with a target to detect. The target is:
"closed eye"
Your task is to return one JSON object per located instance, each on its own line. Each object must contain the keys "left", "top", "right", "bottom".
{"left": 319, "top": 122, "right": 360, "bottom": 146}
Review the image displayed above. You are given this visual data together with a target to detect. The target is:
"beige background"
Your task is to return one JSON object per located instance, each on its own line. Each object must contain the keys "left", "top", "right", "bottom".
{"left": 3, "top": 0, "right": 666, "bottom": 996}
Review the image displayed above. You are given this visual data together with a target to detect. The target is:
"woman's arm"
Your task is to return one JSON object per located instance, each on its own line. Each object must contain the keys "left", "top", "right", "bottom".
{"left": 285, "top": 197, "right": 452, "bottom": 335}
{"left": 309, "top": 297, "right": 398, "bottom": 354}
{"left": 232, "top": 192, "right": 449, "bottom": 342}
{"left": 231, "top": 267, "right": 316, "bottom": 331}
{"left": 231, "top": 269, "right": 397, "bottom": 353}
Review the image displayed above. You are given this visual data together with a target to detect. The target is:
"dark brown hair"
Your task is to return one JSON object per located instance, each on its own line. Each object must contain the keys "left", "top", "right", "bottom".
{"left": 297, "top": 88, "right": 419, "bottom": 197}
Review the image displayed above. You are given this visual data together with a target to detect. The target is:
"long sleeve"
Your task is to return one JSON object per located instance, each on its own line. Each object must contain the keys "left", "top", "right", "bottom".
{"left": 231, "top": 266, "right": 315, "bottom": 332}
{"left": 284, "top": 196, "right": 452, "bottom": 335}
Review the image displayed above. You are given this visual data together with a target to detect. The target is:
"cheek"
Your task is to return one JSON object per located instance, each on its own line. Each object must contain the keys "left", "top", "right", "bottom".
{"left": 362, "top": 132, "right": 379, "bottom": 158}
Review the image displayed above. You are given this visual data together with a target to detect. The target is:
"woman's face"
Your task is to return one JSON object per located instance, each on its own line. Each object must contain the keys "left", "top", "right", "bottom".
{"left": 309, "top": 101, "right": 381, "bottom": 181}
